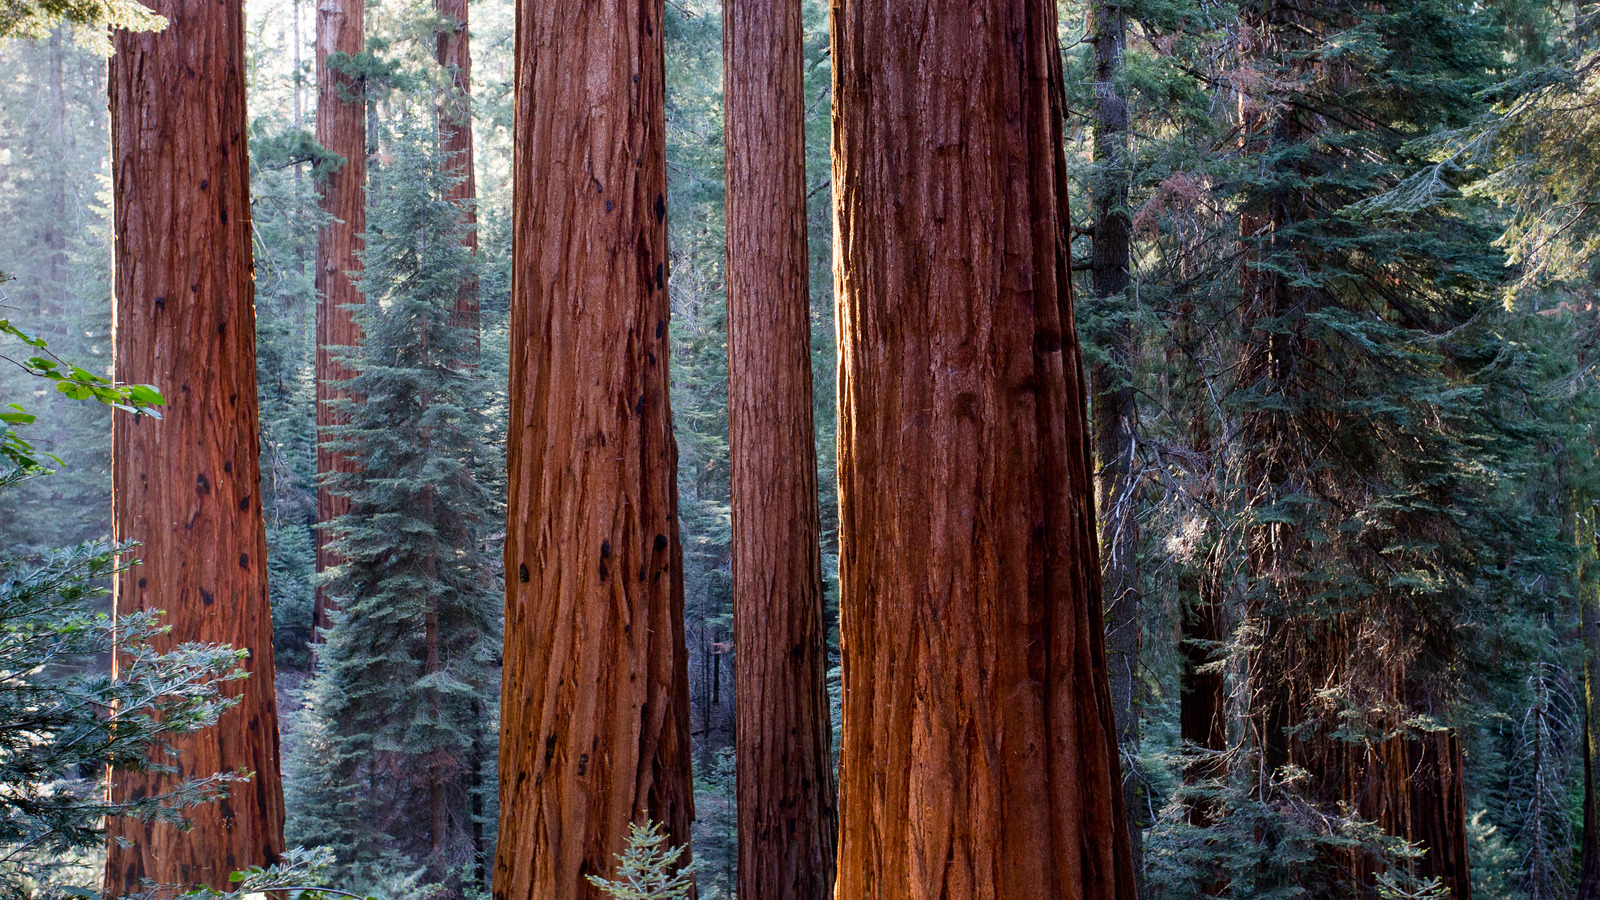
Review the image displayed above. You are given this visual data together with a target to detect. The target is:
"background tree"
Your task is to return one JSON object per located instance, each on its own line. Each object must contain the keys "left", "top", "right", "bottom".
{"left": 723, "top": 0, "right": 837, "bottom": 897}
{"left": 286, "top": 126, "right": 498, "bottom": 896}
{"left": 1085, "top": 0, "right": 1144, "bottom": 876}
{"left": 314, "top": 0, "right": 367, "bottom": 645}
{"left": 434, "top": 0, "right": 478, "bottom": 351}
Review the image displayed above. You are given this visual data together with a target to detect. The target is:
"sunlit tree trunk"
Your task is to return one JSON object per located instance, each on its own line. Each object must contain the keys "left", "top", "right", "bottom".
{"left": 830, "top": 0, "right": 1137, "bottom": 896}
{"left": 724, "top": 0, "right": 838, "bottom": 896}
{"left": 313, "top": 0, "right": 366, "bottom": 646}
{"left": 104, "top": 0, "right": 285, "bottom": 890}
{"left": 494, "top": 1, "right": 695, "bottom": 898}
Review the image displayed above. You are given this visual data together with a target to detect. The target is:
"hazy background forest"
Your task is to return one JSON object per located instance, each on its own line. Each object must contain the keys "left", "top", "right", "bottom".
{"left": 4, "top": 0, "right": 1600, "bottom": 897}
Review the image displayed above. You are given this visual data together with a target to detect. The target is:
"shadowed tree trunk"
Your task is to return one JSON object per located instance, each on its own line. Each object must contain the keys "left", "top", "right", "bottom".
{"left": 724, "top": 0, "right": 838, "bottom": 897}
{"left": 1088, "top": 0, "right": 1143, "bottom": 880}
{"left": 1581, "top": 528, "right": 1600, "bottom": 900}
{"left": 829, "top": 0, "right": 1138, "bottom": 896}
{"left": 104, "top": 0, "right": 286, "bottom": 890}
{"left": 435, "top": 0, "right": 479, "bottom": 355}
{"left": 1179, "top": 558, "right": 1227, "bottom": 814}
{"left": 493, "top": 1, "right": 695, "bottom": 898}
{"left": 313, "top": 0, "right": 366, "bottom": 647}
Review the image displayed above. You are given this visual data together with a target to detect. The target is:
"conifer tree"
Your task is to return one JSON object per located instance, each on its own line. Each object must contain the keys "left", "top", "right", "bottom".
{"left": 105, "top": 0, "right": 286, "bottom": 889}
{"left": 724, "top": 0, "right": 837, "bottom": 896}
{"left": 1086, "top": 0, "right": 1144, "bottom": 874}
{"left": 830, "top": 0, "right": 1136, "bottom": 896}
{"left": 314, "top": 0, "right": 367, "bottom": 644}
{"left": 434, "top": 0, "right": 477, "bottom": 351}
{"left": 287, "top": 125, "right": 498, "bottom": 895}
{"left": 495, "top": 0, "right": 696, "bottom": 895}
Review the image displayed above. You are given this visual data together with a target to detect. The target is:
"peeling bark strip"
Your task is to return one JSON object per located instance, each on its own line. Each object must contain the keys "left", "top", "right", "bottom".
{"left": 830, "top": 0, "right": 1137, "bottom": 897}
{"left": 105, "top": 0, "right": 286, "bottom": 891}
{"left": 313, "top": 0, "right": 366, "bottom": 643}
{"left": 494, "top": 1, "right": 694, "bottom": 899}
{"left": 724, "top": 0, "right": 839, "bottom": 897}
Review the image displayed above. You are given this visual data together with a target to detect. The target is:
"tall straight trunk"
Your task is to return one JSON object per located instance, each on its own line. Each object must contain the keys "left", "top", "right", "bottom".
{"left": 494, "top": 1, "right": 694, "bottom": 898}
{"left": 104, "top": 0, "right": 286, "bottom": 891}
{"left": 314, "top": 0, "right": 366, "bottom": 645}
{"left": 435, "top": 0, "right": 479, "bottom": 353}
{"left": 724, "top": 0, "right": 838, "bottom": 897}
{"left": 830, "top": 1, "right": 1137, "bottom": 897}
{"left": 1088, "top": 0, "right": 1142, "bottom": 880}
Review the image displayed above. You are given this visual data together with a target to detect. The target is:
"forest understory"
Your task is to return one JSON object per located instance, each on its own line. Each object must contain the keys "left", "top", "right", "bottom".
{"left": 4, "top": 0, "right": 1600, "bottom": 898}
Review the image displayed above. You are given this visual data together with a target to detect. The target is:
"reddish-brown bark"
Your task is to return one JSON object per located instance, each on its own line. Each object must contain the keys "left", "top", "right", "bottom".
{"left": 493, "top": 1, "right": 694, "bottom": 899}
{"left": 829, "top": 1, "right": 1137, "bottom": 897}
{"left": 104, "top": 0, "right": 286, "bottom": 890}
{"left": 435, "top": 0, "right": 479, "bottom": 350}
{"left": 724, "top": 0, "right": 838, "bottom": 897}
{"left": 313, "top": 0, "right": 366, "bottom": 642}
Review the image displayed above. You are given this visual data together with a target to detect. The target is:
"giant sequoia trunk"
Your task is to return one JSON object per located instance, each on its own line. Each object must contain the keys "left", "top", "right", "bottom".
{"left": 724, "top": 0, "right": 838, "bottom": 897}
{"left": 494, "top": 2, "right": 695, "bottom": 898}
{"left": 104, "top": 0, "right": 286, "bottom": 890}
{"left": 830, "top": 1, "right": 1137, "bottom": 897}
{"left": 313, "top": 0, "right": 366, "bottom": 643}
{"left": 435, "top": 0, "right": 479, "bottom": 350}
